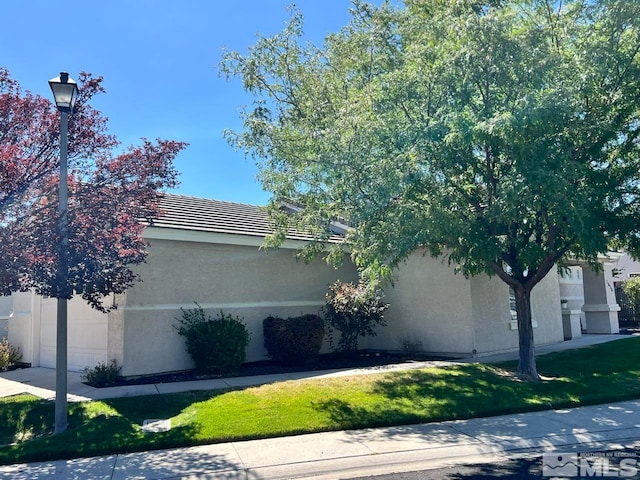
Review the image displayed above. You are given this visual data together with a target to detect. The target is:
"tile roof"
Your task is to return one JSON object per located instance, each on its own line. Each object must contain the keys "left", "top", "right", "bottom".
{"left": 147, "top": 194, "right": 345, "bottom": 243}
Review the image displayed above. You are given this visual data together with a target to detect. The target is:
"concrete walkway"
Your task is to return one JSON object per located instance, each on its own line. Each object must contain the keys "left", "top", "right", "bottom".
{"left": 1, "top": 334, "right": 639, "bottom": 479}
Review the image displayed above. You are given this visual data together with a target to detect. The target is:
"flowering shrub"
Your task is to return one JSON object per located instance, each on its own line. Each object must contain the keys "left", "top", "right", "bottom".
{"left": 324, "top": 281, "right": 389, "bottom": 352}
{"left": 0, "top": 338, "right": 22, "bottom": 371}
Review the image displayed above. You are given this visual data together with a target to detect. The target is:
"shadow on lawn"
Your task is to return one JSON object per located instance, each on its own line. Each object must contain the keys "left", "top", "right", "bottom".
{"left": 313, "top": 365, "right": 536, "bottom": 430}
{"left": 0, "top": 390, "right": 222, "bottom": 465}
{"left": 0, "top": 397, "right": 53, "bottom": 445}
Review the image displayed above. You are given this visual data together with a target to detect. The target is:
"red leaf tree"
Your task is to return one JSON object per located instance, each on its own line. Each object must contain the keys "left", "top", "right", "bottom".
{"left": 0, "top": 68, "right": 187, "bottom": 311}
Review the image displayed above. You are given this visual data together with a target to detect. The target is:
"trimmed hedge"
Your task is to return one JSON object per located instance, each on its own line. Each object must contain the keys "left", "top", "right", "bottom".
{"left": 175, "top": 305, "right": 250, "bottom": 374}
{"left": 263, "top": 314, "right": 325, "bottom": 364}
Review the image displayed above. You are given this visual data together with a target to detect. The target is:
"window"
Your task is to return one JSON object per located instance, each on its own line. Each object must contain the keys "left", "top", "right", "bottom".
{"left": 508, "top": 287, "right": 517, "bottom": 321}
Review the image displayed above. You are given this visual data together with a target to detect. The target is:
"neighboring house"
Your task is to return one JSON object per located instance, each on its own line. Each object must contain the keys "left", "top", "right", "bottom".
{"left": 610, "top": 251, "right": 640, "bottom": 326}
{"left": 6, "top": 194, "right": 622, "bottom": 377}
{"left": 614, "top": 252, "right": 640, "bottom": 281}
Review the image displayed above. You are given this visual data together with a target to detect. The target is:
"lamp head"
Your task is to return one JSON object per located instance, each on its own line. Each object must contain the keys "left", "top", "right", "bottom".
{"left": 48, "top": 72, "right": 79, "bottom": 112}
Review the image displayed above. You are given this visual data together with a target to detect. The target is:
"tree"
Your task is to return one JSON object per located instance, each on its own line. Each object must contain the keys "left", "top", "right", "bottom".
{"left": 622, "top": 277, "right": 640, "bottom": 314}
{"left": 0, "top": 68, "right": 187, "bottom": 311}
{"left": 221, "top": 0, "right": 640, "bottom": 381}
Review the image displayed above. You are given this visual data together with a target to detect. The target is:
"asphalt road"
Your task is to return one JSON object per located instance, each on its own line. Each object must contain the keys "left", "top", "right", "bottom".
{"left": 349, "top": 456, "right": 542, "bottom": 480}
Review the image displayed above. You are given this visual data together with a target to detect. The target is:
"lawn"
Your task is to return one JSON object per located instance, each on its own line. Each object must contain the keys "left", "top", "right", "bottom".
{"left": 1, "top": 336, "right": 639, "bottom": 465}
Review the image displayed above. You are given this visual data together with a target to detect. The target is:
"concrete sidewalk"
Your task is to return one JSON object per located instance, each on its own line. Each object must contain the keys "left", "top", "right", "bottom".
{"left": 2, "top": 400, "right": 640, "bottom": 479}
{"left": 1, "top": 334, "right": 639, "bottom": 479}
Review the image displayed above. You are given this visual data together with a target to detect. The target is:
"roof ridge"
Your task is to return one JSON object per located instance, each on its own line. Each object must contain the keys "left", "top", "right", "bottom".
{"left": 162, "top": 192, "right": 266, "bottom": 208}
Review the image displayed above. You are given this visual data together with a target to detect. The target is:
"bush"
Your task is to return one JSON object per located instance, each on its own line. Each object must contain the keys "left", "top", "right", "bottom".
{"left": 263, "top": 314, "right": 325, "bottom": 364}
{"left": 175, "top": 304, "right": 251, "bottom": 374}
{"left": 81, "top": 359, "right": 121, "bottom": 386}
{"left": 623, "top": 277, "right": 640, "bottom": 312}
{"left": 324, "top": 280, "right": 389, "bottom": 353}
{"left": 398, "top": 333, "right": 424, "bottom": 357}
{"left": 0, "top": 338, "right": 22, "bottom": 371}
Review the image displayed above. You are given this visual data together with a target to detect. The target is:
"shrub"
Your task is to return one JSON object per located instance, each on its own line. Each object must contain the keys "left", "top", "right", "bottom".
{"left": 81, "top": 359, "right": 121, "bottom": 386}
{"left": 623, "top": 277, "right": 640, "bottom": 312}
{"left": 0, "top": 338, "right": 22, "bottom": 371}
{"left": 398, "top": 333, "right": 424, "bottom": 357}
{"left": 175, "top": 304, "right": 251, "bottom": 374}
{"left": 263, "top": 314, "right": 324, "bottom": 364}
{"left": 324, "top": 280, "right": 389, "bottom": 353}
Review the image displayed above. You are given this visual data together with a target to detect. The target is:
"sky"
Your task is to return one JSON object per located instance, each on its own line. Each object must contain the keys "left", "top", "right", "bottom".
{"left": 1, "top": 0, "right": 371, "bottom": 206}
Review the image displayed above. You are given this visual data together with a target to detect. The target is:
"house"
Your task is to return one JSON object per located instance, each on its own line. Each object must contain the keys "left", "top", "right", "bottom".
{"left": 614, "top": 253, "right": 640, "bottom": 280}
{"left": 5, "top": 194, "right": 622, "bottom": 377}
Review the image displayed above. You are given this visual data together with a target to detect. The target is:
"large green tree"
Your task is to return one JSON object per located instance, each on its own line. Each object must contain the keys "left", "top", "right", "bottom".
{"left": 221, "top": 0, "right": 640, "bottom": 381}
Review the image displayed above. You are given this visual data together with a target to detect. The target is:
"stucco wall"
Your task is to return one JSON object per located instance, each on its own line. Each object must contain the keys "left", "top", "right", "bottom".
{"left": 529, "top": 268, "right": 564, "bottom": 345}
{"left": 470, "top": 267, "right": 563, "bottom": 354}
{"left": 368, "top": 251, "right": 475, "bottom": 356}
{"left": 117, "top": 238, "right": 358, "bottom": 377}
{"left": 368, "top": 252, "right": 564, "bottom": 357}
{"left": 469, "top": 275, "right": 516, "bottom": 354}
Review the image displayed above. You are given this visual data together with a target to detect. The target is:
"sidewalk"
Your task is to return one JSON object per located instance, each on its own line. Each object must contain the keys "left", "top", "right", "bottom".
{"left": 1, "top": 334, "right": 639, "bottom": 479}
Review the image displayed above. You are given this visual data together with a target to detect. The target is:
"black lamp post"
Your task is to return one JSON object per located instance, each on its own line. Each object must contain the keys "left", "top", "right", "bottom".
{"left": 48, "top": 72, "right": 78, "bottom": 435}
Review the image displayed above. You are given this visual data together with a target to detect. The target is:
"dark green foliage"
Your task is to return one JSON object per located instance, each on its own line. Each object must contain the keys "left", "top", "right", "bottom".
{"left": 623, "top": 278, "right": 640, "bottom": 312}
{"left": 221, "top": 0, "right": 640, "bottom": 381}
{"left": 324, "top": 281, "right": 389, "bottom": 352}
{"left": 81, "top": 359, "right": 121, "bottom": 387}
{"left": 175, "top": 304, "right": 250, "bottom": 374}
{"left": 263, "top": 314, "right": 325, "bottom": 364}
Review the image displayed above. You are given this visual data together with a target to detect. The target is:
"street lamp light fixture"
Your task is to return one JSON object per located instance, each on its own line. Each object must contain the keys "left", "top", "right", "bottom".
{"left": 49, "top": 71, "right": 78, "bottom": 434}
{"left": 48, "top": 72, "right": 79, "bottom": 112}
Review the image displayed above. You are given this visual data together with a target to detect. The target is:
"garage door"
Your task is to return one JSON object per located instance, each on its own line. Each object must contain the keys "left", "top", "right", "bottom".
{"left": 39, "top": 297, "right": 108, "bottom": 371}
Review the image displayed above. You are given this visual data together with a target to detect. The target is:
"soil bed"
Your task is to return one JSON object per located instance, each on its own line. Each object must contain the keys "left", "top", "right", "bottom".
{"left": 88, "top": 352, "right": 453, "bottom": 388}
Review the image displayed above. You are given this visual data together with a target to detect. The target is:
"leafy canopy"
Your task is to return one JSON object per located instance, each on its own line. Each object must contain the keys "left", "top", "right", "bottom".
{"left": 222, "top": 0, "right": 640, "bottom": 380}
{"left": 0, "top": 68, "right": 186, "bottom": 310}
{"left": 221, "top": 0, "right": 640, "bottom": 290}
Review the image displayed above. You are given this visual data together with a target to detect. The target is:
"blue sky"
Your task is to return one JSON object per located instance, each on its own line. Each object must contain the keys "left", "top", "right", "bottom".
{"left": 1, "top": 1, "right": 370, "bottom": 206}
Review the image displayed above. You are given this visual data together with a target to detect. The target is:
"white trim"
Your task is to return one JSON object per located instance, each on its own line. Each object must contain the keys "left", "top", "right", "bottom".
{"left": 565, "top": 251, "right": 624, "bottom": 266}
{"left": 143, "top": 226, "right": 313, "bottom": 250}
{"left": 582, "top": 303, "right": 621, "bottom": 313}
{"left": 121, "top": 300, "right": 325, "bottom": 312}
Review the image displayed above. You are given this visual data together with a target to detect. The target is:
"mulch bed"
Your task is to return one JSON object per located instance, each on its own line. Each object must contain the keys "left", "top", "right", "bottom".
{"left": 88, "top": 351, "right": 451, "bottom": 388}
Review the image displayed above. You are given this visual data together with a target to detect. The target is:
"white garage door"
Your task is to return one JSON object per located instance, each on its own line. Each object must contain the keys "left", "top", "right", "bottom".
{"left": 39, "top": 297, "right": 108, "bottom": 372}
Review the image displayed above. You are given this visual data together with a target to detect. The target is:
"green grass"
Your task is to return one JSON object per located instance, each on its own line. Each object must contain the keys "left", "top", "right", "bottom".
{"left": 1, "top": 336, "right": 640, "bottom": 465}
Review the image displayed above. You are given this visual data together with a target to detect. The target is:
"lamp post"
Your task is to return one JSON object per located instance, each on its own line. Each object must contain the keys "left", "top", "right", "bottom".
{"left": 48, "top": 72, "right": 79, "bottom": 435}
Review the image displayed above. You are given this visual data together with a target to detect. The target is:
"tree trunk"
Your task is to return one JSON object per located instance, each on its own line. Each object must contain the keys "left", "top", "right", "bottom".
{"left": 513, "top": 286, "right": 541, "bottom": 382}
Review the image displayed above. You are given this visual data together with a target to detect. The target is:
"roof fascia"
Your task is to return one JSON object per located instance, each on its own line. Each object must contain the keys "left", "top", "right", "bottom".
{"left": 143, "top": 226, "right": 312, "bottom": 250}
